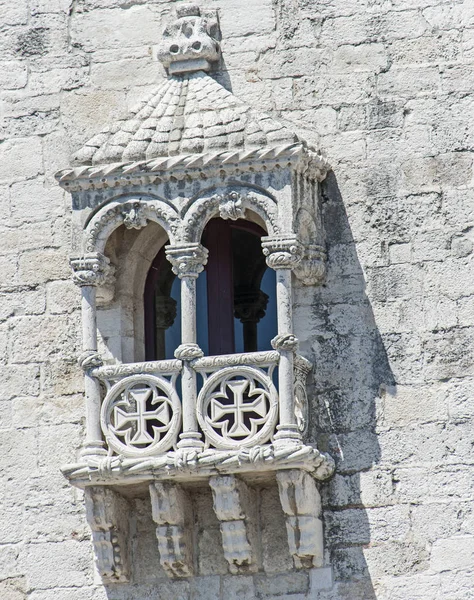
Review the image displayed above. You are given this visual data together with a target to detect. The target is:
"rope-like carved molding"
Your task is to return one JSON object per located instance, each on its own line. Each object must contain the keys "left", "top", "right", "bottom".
{"left": 91, "top": 359, "right": 182, "bottom": 380}
{"left": 84, "top": 200, "right": 179, "bottom": 253}
{"left": 193, "top": 350, "right": 279, "bottom": 371}
{"left": 55, "top": 144, "right": 329, "bottom": 192}
{"left": 62, "top": 442, "right": 335, "bottom": 484}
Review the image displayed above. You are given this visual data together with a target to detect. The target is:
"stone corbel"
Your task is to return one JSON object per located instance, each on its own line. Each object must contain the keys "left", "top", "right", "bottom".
{"left": 293, "top": 244, "right": 327, "bottom": 286}
{"left": 84, "top": 486, "right": 130, "bottom": 583}
{"left": 209, "top": 475, "right": 258, "bottom": 574}
{"left": 276, "top": 469, "right": 324, "bottom": 569}
{"left": 149, "top": 481, "right": 194, "bottom": 578}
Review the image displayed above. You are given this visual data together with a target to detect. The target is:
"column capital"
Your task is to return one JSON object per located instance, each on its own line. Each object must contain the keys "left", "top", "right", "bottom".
{"left": 165, "top": 243, "right": 209, "bottom": 279}
{"left": 70, "top": 253, "right": 112, "bottom": 287}
{"left": 234, "top": 290, "right": 269, "bottom": 324}
{"left": 261, "top": 235, "right": 303, "bottom": 270}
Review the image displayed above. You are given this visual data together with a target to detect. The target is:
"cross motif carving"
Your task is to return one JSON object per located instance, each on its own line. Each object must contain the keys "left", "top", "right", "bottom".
{"left": 209, "top": 378, "right": 269, "bottom": 438}
{"left": 113, "top": 385, "right": 171, "bottom": 446}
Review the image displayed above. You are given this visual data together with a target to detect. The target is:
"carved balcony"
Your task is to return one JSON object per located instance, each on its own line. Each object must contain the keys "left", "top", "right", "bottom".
{"left": 63, "top": 351, "right": 333, "bottom": 485}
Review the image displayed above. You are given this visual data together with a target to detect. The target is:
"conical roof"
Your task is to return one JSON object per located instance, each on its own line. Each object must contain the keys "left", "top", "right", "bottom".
{"left": 73, "top": 71, "right": 297, "bottom": 167}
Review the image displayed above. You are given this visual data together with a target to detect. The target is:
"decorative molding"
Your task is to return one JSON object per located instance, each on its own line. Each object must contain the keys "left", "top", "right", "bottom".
{"left": 193, "top": 350, "right": 279, "bottom": 370}
{"left": 174, "top": 343, "right": 204, "bottom": 360}
{"left": 78, "top": 350, "right": 103, "bottom": 371}
{"left": 157, "top": 4, "right": 220, "bottom": 75}
{"left": 165, "top": 243, "right": 208, "bottom": 279}
{"left": 294, "top": 354, "right": 312, "bottom": 436}
{"left": 209, "top": 475, "right": 257, "bottom": 574}
{"left": 62, "top": 442, "right": 335, "bottom": 484}
{"left": 91, "top": 359, "right": 182, "bottom": 380}
{"left": 276, "top": 469, "right": 324, "bottom": 569}
{"left": 182, "top": 189, "right": 280, "bottom": 243}
{"left": 84, "top": 486, "right": 130, "bottom": 583}
{"left": 70, "top": 253, "right": 112, "bottom": 287}
{"left": 271, "top": 333, "right": 299, "bottom": 352}
{"left": 261, "top": 235, "right": 303, "bottom": 270}
{"left": 149, "top": 482, "right": 194, "bottom": 578}
{"left": 84, "top": 199, "right": 179, "bottom": 254}
{"left": 56, "top": 144, "right": 329, "bottom": 192}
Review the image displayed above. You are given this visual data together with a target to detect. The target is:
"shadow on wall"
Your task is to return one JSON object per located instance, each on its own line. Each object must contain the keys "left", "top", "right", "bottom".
{"left": 295, "top": 171, "right": 396, "bottom": 599}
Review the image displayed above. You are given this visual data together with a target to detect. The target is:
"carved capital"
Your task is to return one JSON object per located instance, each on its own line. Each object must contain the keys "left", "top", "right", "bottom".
{"left": 157, "top": 4, "right": 220, "bottom": 75}
{"left": 150, "top": 482, "right": 194, "bottom": 578}
{"left": 70, "top": 253, "right": 112, "bottom": 287}
{"left": 261, "top": 236, "right": 303, "bottom": 270}
{"left": 84, "top": 486, "right": 130, "bottom": 583}
{"left": 234, "top": 290, "right": 269, "bottom": 324}
{"left": 271, "top": 333, "right": 299, "bottom": 352}
{"left": 166, "top": 243, "right": 208, "bottom": 279}
{"left": 293, "top": 244, "right": 327, "bottom": 286}
{"left": 276, "top": 469, "right": 324, "bottom": 570}
{"left": 121, "top": 201, "right": 148, "bottom": 230}
{"left": 209, "top": 475, "right": 257, "bottom": 574}
{"left": 155, "top": 296, "right": 177, "bottom": 329}
{"left": 174, "top": 343, "right": 204, "bottom": 361}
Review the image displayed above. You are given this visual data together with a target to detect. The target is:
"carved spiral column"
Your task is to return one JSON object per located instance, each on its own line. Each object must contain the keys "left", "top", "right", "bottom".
{"left": 166, "top": 243, "right": 208, "bottom": 449}
{"left": 71, "top": 253, "right": 112, "bottom": 457}
{"left": 262, "top": 236, "right": 303, "bottom": 446}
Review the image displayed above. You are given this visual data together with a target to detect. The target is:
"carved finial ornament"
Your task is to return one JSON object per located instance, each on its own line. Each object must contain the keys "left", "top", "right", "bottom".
{"left": 157, "top": 3, "right": 220, "bottom": 75}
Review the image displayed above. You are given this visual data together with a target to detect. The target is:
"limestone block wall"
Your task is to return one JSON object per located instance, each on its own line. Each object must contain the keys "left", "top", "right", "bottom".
{"left": 0, "top": 0, "right": 473, "bottom": 598}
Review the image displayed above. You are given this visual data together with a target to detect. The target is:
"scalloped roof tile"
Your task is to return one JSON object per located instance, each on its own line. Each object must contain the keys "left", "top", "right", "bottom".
{"left": 72, "top": 71, "right": 298, "bottom": 167}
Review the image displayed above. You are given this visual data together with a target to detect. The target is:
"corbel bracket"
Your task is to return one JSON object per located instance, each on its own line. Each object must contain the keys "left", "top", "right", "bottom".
{"left": 149, "top": 481, "right": 194, "bottom": 578}
{"left": 209, "top": 475, "right": 258, "bottom": 574}
{"left": 276, "top": 469, "right": 324, "bottom": 569}
{"left": 84, "top": 486, "right": 130, "bottom": 583}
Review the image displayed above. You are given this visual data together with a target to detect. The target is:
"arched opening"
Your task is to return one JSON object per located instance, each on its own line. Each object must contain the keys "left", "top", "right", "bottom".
{"left": 144, "top": 218, "right": 277, "bottom": 360}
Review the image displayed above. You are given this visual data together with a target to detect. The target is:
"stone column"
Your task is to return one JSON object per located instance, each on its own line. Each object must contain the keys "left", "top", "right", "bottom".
{"left": 166, "top": 243, "right": 208, "bottom": 450}
{"left": 71, "top": 253, "right": 111, "bottom": 457}
{"left": 262, "top": 236, "right": 303, "bottom": 446}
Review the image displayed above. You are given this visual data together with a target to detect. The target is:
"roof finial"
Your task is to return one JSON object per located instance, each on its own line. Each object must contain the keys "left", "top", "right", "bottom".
{"left": 157, "top": 3, "right": 221, "bottom": 76}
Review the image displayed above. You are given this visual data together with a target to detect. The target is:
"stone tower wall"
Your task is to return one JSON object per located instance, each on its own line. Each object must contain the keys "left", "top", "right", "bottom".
{"left": 0, "top": 1, "right": 473, "bottom": 599}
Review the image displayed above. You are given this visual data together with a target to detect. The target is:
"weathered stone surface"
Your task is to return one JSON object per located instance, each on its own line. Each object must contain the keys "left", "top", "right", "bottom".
{"left": 1, "top": 0, "right": 474, "bottom": 598}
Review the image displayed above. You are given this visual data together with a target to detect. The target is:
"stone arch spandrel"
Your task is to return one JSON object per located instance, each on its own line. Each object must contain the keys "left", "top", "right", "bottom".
{"left": 180, "top": 185, "right": 280, "bottom": 243}
{"left": 83, "top": 194, "right": 181, "bottom": 254}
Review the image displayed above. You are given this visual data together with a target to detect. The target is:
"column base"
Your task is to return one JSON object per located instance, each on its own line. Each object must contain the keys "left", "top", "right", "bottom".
{"left": 177, "top": 432, "right": 205, "bottom": 450}
{"left": 273, "top": 424, "right": 302, "bottom": 447}
{"left": 81, "top": 441, "right": 107, "bottom": 458}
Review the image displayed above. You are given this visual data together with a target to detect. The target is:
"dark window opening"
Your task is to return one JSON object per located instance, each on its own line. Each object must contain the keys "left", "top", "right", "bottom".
{"left": 144, "top": 218, "right": 277, "bottom": 360}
